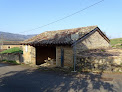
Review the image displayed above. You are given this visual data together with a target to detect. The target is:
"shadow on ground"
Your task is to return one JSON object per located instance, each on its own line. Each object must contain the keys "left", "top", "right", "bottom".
{"left": 0, "top": 62, "right": 17, "bottom": 67}
{"left": 0, "top": 64, "right": 120, "bottom": 92}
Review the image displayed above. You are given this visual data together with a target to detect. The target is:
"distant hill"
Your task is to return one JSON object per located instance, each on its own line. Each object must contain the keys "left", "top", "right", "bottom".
{"left": 0, "top": 31, "right": 36, "bottom": 41}
{"left": 110, "top": 38, "right": 122, "bottom": 48}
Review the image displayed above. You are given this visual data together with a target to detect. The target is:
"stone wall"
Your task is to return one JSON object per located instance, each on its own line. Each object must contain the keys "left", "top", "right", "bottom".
{"left": 0, "top": 53, "right": 23, "bottom": 63}
{"left": 22, "top": 45, "right": 36, "bottom": 65}
{"left": 76, "top": 56, "right": 122, "bottom": 72}
{"left": 1, "top": 45, "right": 22, "bottom": 50}
{"left": 75, "top": 31, "right": 110, "bottom": 53}
{"left": 56, "top": 46, "right": 73, "bottom": 67}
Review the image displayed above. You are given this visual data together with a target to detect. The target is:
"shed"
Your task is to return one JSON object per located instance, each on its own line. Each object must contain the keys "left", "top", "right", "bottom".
{"left": 0, "top": 41, "right": 22, "bottom": 50}
{"left": 21, "top": 26, "right": 110, "bottom": 67}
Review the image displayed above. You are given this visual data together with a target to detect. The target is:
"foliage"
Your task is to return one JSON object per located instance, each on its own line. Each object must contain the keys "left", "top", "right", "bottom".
{"left": 101, "top": 49, "right": 105, "bottom": 52}
{"left": 0, "top": 47, "right": 23, "bottom": 54}
{"left": 0, "top": 60, "right": 19, "bottom": 65}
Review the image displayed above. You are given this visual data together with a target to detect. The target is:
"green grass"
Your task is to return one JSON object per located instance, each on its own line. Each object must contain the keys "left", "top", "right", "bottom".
{"left": 0, "top": 47, "right": 23, "bottom": 54}
{"left": 110, "top": 38, "right": 122, "bottom": 48}
{"left": 0, "top": 60, "right": 19, "bottom": 64}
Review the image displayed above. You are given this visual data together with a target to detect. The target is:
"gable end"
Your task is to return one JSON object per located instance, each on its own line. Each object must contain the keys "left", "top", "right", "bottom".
{"left": 72, "top": 27, "right": 110, "bottom": 47}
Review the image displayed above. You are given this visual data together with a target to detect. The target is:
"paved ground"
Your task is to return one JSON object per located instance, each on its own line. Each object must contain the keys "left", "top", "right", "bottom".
{"left": 0, "top": 63, "right": 122, "bottom": 92}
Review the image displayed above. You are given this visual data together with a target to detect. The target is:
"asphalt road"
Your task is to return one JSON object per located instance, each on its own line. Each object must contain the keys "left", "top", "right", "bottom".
{"left": 0, "top": 63, "right": 122, "bottom": 92}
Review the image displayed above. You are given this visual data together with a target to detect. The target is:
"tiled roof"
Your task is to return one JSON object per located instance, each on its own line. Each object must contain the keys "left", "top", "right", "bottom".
{"left": 0, "top": 41, "right": 21, "bottom": 45}
{"left": 22, "top": 25, "right": 98, "bottom": 45}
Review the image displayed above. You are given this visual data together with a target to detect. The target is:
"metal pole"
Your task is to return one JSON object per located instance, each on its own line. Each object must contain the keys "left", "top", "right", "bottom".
{"left": 1, "top": 34, "right": 3, "bottom": 49}
{"left": 0, "top": 34, "right": 3, "bottom": 49}
{"left": 73, "top": 41, "right": 76, "bottom": 72}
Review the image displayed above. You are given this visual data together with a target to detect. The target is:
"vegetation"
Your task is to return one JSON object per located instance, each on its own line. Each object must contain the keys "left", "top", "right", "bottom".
{"left": 0, "top": 60, "right": 19, "bottom": 65}
{"left": 110, "top": 38, "right": 122, "bottom": 48}
{"left": 0, "top": 47, "right": 23, "bottom": 54}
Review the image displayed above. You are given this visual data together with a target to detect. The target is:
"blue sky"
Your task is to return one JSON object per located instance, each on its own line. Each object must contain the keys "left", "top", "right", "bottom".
{"left": 0, "top": 0, "right": 122, "bottom": 38}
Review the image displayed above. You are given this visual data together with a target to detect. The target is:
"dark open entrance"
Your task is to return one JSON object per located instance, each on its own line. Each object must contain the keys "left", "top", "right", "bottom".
{"left": 36, "top": 46, "right": 56, "bottom": 65}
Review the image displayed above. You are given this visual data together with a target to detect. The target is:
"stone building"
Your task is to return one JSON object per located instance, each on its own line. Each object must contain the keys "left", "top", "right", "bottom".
{"left": 0, "top": 41, "right": 22, "bottom": 50}
{"left": 21, "top": 26, "right": 110, "bottom": 67}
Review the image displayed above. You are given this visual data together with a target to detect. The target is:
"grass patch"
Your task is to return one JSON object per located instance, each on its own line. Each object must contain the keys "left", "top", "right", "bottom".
{"left": 110, "top": 38, "right": 122, "bottom": 45}
{"left": 0, "top": 60, "right": 19, "bottom": 65}
{"left": 110, "top": 38, "right": 122, "bottom": 48}
{"left": 0, "top": 47, "right": 23, "bottom": 54}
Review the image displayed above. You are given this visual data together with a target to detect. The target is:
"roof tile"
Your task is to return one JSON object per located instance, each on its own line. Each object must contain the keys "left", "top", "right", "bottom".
{"left": 22, "top": 25, "right": 98, "bottom": 45}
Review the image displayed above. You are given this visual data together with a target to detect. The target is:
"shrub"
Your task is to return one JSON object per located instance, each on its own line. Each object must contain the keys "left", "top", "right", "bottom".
{"left": 1, "top": 60, "right": 19, "bottom": 64}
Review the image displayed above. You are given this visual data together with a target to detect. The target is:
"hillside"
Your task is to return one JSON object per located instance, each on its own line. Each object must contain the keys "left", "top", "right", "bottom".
{"left": 0, "top": 31, "right": 121, "bottom": 48}
{"left": 110, "top": 38, "right": 122, "bottom": 48}
{"left": 0, "top": 31, "right": 36, "bottom": 41}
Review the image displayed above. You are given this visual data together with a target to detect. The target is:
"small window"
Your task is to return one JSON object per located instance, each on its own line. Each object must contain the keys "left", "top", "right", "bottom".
{"left": 8, "top": 46, "right": 10, "bottom": 49}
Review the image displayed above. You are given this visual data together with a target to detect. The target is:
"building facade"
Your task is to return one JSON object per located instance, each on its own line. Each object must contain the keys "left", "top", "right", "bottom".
{"left": 22, "top": 26, "right": 110, "bottom": 67}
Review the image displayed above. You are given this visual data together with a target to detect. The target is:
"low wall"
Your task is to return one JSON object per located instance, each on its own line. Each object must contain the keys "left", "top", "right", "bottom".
{"left": 76, "top": 56, "right": 122, "bottom": 72}
{"left": 1, "top": 45, "right": 22, "bottom": 50}
{"left": 0, "top": 53, "right": 23, "bottom": 63}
